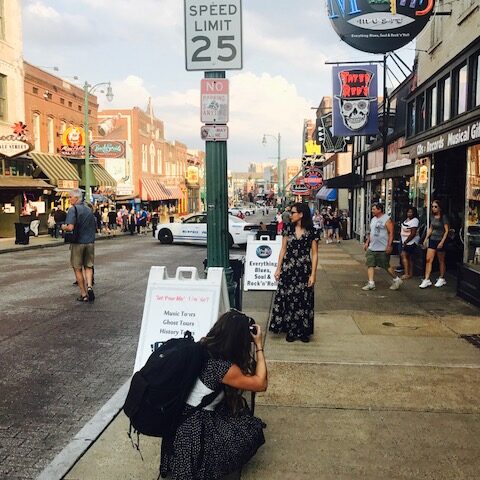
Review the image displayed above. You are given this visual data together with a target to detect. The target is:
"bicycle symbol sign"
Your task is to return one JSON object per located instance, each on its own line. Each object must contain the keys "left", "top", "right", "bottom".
{"left": 184, "top": 0, "right": 243, "bottom": 71}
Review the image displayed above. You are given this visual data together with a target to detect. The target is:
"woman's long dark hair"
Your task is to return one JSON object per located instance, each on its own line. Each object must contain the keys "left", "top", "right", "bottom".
{"left": 201, "top": 310, "right": 254, "bottom": 374}
{"left": 201, "top": 310, "right": 255, "bottom": 414}
{"left": 293, "top": 202, "right": 314, "bottom": 231}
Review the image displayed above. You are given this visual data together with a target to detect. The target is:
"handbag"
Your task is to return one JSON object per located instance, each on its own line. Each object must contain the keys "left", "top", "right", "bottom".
{"left": 64, "top": 206, "right": 79, "bottom": 244}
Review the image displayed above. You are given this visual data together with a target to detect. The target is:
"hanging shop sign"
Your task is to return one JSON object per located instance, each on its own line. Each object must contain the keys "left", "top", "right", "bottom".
{"left": 61, "top": 126, "right": 86, "bottom": 157}
{"left": 90, "top": 141, "right": 126, "bottom": 159}
{"left": 0, "top": 122, "right": 32, "bottom": 158}
{"left": 186, "top": 165, "right": 200, "bottom": 185}
{"left": 326, "top": 0, "right": 436, "bottom": 54}
{"left": 315, "top": 114, "right": 347, "bottom": 153}
{"left": 304, "top": 166, "right": 324, "bottom": 189}
{"left": 291, "top": 176, "right": 311, "bottom": 196}
{"left": 332, "top": 65, "right": 378, "bottom": 137}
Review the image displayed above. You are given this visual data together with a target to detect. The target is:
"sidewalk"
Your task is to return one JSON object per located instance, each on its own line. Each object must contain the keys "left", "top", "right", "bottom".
{"left": 0, "top": 230, "right": 139, "bottom": 254}
{"left": 39, "top": 241, "right": 480, "bottom": 480}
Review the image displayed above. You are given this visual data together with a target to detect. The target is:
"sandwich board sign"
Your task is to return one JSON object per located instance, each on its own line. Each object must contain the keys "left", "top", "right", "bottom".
{"left": 244, "top": 235, "right": 282, "bottom": 291}
{"left": 133, "top": 266, "right": 230, "bottom": 372}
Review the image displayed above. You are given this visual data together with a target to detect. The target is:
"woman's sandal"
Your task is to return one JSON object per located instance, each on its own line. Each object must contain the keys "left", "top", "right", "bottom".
{"left": 76, "top": 295, "right": 88, "bottom": 302}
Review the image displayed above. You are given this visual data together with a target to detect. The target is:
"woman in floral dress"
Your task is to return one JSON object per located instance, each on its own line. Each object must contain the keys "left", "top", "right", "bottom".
{"left": 269, "top": 202, "right": 319, "bottom": 342}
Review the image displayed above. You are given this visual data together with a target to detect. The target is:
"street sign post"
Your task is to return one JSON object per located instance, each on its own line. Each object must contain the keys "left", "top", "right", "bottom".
{"left": 201, "top": 125, "right": 229, "bottom": 141}
{"left": 201, "top": 78, "right": 229, "bottom": 123}
{"left": 184, "top": 0, "right": 243, "bottom": 71}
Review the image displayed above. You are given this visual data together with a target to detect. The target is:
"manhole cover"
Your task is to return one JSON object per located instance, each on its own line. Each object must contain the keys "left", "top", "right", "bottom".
{"left": 460, "top": 335, "right": 480, "bottom": 350}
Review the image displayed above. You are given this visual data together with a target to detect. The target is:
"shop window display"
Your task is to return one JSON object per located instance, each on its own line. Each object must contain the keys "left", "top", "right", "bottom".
{"left": 412, "top": 158, "right": 431, "bottom": 234}
{"left": 466, "top": 145, "right": 480, "bottom": 271}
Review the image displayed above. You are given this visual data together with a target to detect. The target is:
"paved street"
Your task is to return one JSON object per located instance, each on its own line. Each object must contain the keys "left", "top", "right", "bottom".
{"left": 0, "top": 234, "right": 213, "bottom": 480}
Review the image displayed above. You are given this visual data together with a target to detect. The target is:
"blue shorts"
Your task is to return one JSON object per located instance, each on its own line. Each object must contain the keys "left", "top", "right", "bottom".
{"left": 428, "top": 239, "right": 445, "bottom": 252}
{"left": 402, "top": 244, "right": 416, "bottom": 255}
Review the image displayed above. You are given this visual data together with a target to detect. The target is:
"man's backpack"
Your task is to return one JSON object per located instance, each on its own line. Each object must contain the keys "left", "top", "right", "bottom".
{"left": 123, "top": 331, "right": 208, "bottom": 438}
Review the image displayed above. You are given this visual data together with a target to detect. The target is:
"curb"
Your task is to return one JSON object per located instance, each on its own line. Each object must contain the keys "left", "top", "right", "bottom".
{"left": 0, "top": 232, "right": 136, "bottom": 255}
{"left": 36, "top": 380, "right": 131, "bottom": 480}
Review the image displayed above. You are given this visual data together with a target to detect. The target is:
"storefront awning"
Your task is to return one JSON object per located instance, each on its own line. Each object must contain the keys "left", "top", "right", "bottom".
{"left": 159, "top": 183, "right": 173, "bottom": 200}
{"left": 167, "top": 186, "right": 184, "bottom": 200}
{"left": 29, "top": 152, "right": 80, "bottom": 186}
{"left": 0, "top": 176, "right": 55, "bottom": 189}
{"left": 324, "top": 173, "right": 361, "bottom": 189}
{"left": 141, "top": 178, "right": 171, "bottom": 201}
{"left": 316, "top": 186, "right": 337, "bottom": 202}
{"left": 91, "top": 163, "right": 117, "bottom": 188}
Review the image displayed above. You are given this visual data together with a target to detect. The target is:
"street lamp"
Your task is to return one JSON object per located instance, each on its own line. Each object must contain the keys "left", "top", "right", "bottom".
{"left": 83, "top": 81, "right": 113, "bottom": 201}
{"left": 262, "top": 132, "right": 281, "bottom": 203}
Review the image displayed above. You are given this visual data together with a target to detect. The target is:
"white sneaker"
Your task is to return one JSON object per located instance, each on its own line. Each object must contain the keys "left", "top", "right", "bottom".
{"left": 419, "top": 279, "right": 432, "bottom": 289}
{"left": 434, "top": 277, "right": 447, "bottom": 288}
{"left": 389, "top": 277, "right": 403, "bottom": 290}
{"left": 362, "top": 282, "right": 376, "bottom": 291}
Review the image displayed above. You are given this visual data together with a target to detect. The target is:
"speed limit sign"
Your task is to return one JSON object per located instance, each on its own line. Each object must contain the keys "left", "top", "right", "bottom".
{"left": 184, "top": 0, "right": 243, "bottom": 71}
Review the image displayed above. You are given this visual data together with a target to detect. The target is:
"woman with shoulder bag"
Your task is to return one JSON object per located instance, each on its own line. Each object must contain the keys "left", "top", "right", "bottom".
{"left": 419, "top": 199, "right": 449, "bottom": 288}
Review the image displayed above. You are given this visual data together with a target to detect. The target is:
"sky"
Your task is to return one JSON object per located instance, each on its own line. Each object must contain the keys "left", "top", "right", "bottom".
{"left": 22, "top": 0, "right": 417, "bottom": 171}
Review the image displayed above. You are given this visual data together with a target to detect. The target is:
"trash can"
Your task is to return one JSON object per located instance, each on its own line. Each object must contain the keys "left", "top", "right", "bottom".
{"left": 169, "top": 216, "right": 175, "bottom": 223}
{"left": 14, "top": 223, "right": 30, "bottom": 245}
{"left": 229, "top": 254, "right": 245, "bottom": 310}
{"left": 203, "top": 254, "right": 245, "bottom": 310}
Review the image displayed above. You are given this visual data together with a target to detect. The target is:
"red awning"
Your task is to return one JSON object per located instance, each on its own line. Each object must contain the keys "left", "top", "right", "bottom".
{"left": 167, "top": 186, "right": 184, "bottom": 199}
{"left": 141, "top": 178, "right": 168, "bottom": 201}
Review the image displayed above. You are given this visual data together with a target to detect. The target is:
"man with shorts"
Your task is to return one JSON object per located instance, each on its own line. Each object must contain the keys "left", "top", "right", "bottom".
{"left": 362, "top": 203, "right": 403, "bottom": 291}
{"left": 63, "top": 189, "right": 96, "bottom": 302}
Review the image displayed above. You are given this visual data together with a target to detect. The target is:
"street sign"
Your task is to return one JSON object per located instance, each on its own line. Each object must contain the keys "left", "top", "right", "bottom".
{"left": 184, "top": 0, "right": 243, "bottom": 71}
{"left": 201, "top": 79, "right": 229, "bottom": 123}
{"left": 201, "top": 125, "right": 229, "bottom": 141}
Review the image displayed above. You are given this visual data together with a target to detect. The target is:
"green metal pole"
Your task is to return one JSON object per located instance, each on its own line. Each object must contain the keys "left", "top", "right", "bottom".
{"left": 83, "top": 82, "right": 90, "bottom": 201}
{"left": 205, "top": 71, "right": 235, "bottom": 306}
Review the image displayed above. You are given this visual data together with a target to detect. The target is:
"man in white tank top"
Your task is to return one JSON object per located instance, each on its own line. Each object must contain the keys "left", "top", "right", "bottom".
{"left": 362, "top": 203, "right": 403, "bottom": 291}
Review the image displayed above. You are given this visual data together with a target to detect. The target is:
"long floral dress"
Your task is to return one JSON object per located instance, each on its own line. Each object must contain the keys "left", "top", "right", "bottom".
{"left": 269, "top": 224, "right": 319, "bottom": 338}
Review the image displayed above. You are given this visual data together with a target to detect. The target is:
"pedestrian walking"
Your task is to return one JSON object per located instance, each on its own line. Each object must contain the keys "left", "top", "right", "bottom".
{"left": 129, "top": 209, "right": 136, "bottom": 235}
{"left": 419, "top": 199, "right": 450, "bottom": 288}
{"left": 62, "top": 189, "right": 96, "bottom": 303}
{"left": 160, "top": 310, "right": 267, "bottom": 480}
{"left": 324, "top": 208, "right": 333, "bottom": 243}
{"left": 269, "top": 202, "right": 319, "bottom": 342}
{"left": 331, "top": 210, "right": 341, "bottom": 243}
{"left": 47, "top": 209, "right": 56, "bottom": 237}
{"left": 400, "top": 206, "right": 420, "bottom": 280}
{"left": 362, "top": 203, "right": 403, "bottom": 291}
{"left": 108, "top": 207, "right": 117, "bottom": 232}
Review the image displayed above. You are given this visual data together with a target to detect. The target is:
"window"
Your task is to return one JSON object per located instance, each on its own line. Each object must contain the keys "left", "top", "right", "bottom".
{"left": 407, "top": 100, "right": 415, "bottom": 137}
{"left": 415, "top": 93, "right": 425, "bottom": 133}
{"left": 0, "top": 0, "right": 4, "bottom": 40}
{"left": 429, "top": 14, "right": 442, "bottom": 50}
{"left": 60, "top": 98, "right": 65, "bottom": 105}
{"left": 426, "top": 85, "right": 437, "bottom": 128}
{"left": 157, "top": 148, "right": 162, "bottom": 175}
{"left": 33, "top": 87, "right": 39, "bottom": 94}
{"left": 78, "top": 105, "right": 82, "bottom": 112}
{"left": 47, "top": 117, "right": 54, "bottom": 153}
{"left": 150, "top": 143, "right": 155, "bottom": 173}
{"left": 32, "top": 113, "right": 41, "bottom": 151}
{"left": 68, "top": 101, "right": 73, "bottom": 108}
{"left": 476, "top": 54, "right": 480, "bottom": 107}
{"left": 142, "top": 145, "right": 148, "bottom": 172}
{"left": 0, "top": 74, "right": 6, "bottom": 121}
{"left": 456, "top": 64, "right": 468, "bottom": 115}
{"left": 439, "top": 76, "right": 451, "bottom": 122}
{"left": 60, "top": 121, "right": 67, "bottom": 134}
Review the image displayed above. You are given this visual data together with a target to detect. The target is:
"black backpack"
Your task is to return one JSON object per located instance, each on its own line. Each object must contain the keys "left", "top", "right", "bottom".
{"left": 123, "top": 331, "right": 210, "bottom": 439}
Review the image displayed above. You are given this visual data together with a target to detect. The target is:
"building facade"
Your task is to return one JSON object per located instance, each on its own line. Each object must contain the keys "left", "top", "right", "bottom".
{"left": 404, "top": 0, "right": 480, "bottom": 305}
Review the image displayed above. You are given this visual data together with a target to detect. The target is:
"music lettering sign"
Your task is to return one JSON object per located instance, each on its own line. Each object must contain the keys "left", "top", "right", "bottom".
{"left": 326, "top": 0, "right": 435, "bottom": 54}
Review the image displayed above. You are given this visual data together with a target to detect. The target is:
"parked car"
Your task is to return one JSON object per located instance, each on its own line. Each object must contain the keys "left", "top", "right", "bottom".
{"left": 229, "top": 205, "right": 255, "bottom": 216}
{"left": 155, "top": 213, "right": 258, "bottom": 247}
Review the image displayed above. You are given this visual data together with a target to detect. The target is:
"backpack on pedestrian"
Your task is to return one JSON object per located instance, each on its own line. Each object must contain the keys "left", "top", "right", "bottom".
{"left": 123, "top": 331, "right": 214, "bottom": 448}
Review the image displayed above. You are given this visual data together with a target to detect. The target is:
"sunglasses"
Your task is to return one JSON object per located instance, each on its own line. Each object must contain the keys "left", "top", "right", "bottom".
{"left": 431, "top": 205, "right": 439, "bottom": 209}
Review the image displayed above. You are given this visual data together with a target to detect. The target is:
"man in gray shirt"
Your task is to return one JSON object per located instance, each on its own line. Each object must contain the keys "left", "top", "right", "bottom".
{"left": 63, "top": 189, "right": 96, "bottom": 302}
{"left": 362, "top": 203, "right": 403, "bottom": 291}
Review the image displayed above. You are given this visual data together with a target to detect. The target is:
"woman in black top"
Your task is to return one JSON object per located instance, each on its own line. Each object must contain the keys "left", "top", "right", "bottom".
{"left": 419, "top": 199, "right": 449, "bottom": 288}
